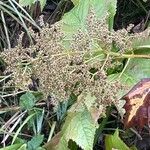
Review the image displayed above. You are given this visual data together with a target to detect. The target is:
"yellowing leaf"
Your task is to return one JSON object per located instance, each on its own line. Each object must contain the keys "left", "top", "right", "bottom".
{"left": 17, "top": 144, "right": 27, "bottom": 150}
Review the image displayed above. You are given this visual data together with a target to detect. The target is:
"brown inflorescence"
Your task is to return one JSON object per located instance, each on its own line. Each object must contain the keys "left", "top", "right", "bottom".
{"left": 1, "top": 9, "right": 149, "bottom": 110}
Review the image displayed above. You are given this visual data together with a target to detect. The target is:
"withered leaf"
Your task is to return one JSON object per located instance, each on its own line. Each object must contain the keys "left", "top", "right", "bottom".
{"left": 122, "top": 78, "right": 150, "bottom": 128}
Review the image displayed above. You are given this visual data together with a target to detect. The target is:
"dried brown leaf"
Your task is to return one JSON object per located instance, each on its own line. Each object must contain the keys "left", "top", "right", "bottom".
{"left": 123, "top": 78, "right": 150, "bottom": 128}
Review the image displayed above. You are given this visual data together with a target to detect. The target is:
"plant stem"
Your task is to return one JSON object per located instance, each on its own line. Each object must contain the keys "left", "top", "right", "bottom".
{"left": 119, "top": 58, "right": 130, "bottom": 78}
{"left": 106, "top": 51, "right": 150, "bottom": 59}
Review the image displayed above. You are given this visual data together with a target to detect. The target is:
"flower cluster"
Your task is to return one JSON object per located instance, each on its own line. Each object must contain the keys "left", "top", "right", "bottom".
{"left": 1, "top": 9, "right": 149, "bottom": 110}
{"left": 86, "top": 8, "right": 150, "bottom": 53}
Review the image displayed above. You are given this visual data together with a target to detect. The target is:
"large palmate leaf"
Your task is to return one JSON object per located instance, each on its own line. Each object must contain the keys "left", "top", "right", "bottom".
{"left": 55, "top": 92, "right": 99, "bottom": 150}
{"left": 44, "top": 93, "right": 101, "bottom": 150}
{"left": 57, "top": 110, "right": 97, "bottom": 150}
{"left": 61, "top": 0, "right": 117, "bottom": 43}
{"left": 109, "top": 57, "right": 150, "bottom": 88}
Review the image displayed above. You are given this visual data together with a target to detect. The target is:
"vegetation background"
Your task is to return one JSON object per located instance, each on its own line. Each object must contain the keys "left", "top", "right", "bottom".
{"left": 0, "top": 0, "right": 150, "bottom": 150}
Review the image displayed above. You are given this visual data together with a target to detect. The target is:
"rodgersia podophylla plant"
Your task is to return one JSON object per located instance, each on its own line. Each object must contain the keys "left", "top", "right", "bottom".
{"left": 1, "top": 8, "right": 150, "bottom": 111}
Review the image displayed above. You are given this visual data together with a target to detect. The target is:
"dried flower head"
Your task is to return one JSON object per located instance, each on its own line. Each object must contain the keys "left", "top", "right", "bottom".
{"left": 1, "top": 8, "right": 150, "bottom": 111}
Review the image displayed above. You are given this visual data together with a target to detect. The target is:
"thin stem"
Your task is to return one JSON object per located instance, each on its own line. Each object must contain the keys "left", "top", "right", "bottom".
{"left": 1, "top": 10, "right": 11, "bottom": 49}
{"left": 84, "top": 54, "right": 104, "bottom": 64}
{"left": 106, "top": 51, "right": 150, "bottom": 59}
{"left": 0, "top": 90, "right": 25, "bottom": 98}
{"left": 0, "top": 74, "right": 12, "bottom": 83}
{"left": 119, "top": 58, "right": 130, "bottom": 78}
{"left": 101, "top": 54, "right": 109, "bottom": 70}
{"left": 8, "top": 0, "right": 33, "bottom": 44}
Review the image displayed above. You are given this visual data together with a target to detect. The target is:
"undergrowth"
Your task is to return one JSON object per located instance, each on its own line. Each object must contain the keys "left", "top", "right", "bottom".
{"left": 1, "top": 0, "right": 150, "bottom": 150}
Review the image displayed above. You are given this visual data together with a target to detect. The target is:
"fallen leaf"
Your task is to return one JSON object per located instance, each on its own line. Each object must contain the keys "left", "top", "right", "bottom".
{"left": 122, "top": 78, "right": 150, "bottom": 128}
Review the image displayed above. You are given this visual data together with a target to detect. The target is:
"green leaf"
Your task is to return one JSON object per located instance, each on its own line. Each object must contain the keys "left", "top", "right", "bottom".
{"left": 109, "top": 57, "right": 150, "bottom": 117}
{"left": 133, "top": 37, "right": 150, "bottom": 49}
{"left": 56, "top": 92, "right": 99, "bottom": 150}
{"left": 19, "top": 0, "right": 46, "bottom": 10}
{"left": 61, "top": 0, "right": 117, "bottom": 46}
{"left": 109, "top": 58, "right": 150, "bottom": 87}
{"left": 39, "top": 0, "right": 46, "bottom": 10}
{"left": 70, "top": 0, "right": 80, "bottom": 5}
{"left": 27, "top": 134, "right": 44, "bottom": 150}
{"left": 17, "top": 144, "right": 27, "bottom": 150}
{"left": 107, "top": 0, "right": 117, "bottom": 30}
{"left": 105, "top": 129, "right": 137, "bottom": 150}
{"left": 19, "top": 0, "right": 34, "bottom": 7}
{"left": 19, "top": 92, "right": 36, "bottom": 110}
{"left": 57, "top": 110, "right": 97, "bottom": 150}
